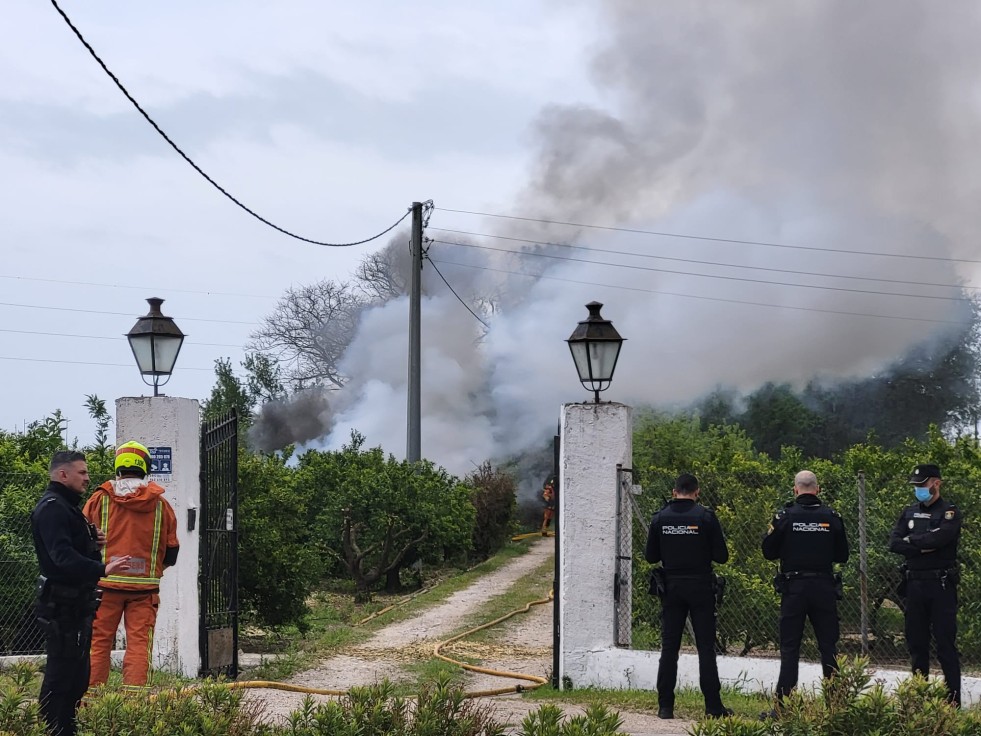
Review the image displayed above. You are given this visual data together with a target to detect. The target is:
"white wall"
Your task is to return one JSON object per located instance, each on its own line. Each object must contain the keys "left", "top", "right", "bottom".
{"left": 558, "top": 401, "right": 632, "bottom": 689}
{"left": 116, "top": 396, "right": 200, "bottom": 678}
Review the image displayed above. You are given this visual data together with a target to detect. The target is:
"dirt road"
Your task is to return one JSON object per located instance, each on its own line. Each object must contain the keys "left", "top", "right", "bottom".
{"left": 244, "top": 539, "right": 693, "bottom": 735}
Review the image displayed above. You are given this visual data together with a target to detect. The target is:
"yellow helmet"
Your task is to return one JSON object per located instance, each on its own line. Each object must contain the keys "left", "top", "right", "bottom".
{"left": 115, "top": 441, "right": 150, "bottom": 476}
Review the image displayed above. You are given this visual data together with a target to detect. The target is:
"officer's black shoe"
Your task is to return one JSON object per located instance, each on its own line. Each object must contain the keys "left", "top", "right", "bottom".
{"left": 759, "top": 708, "right": 780, "bottom": 721}
{"left": 657, "top": 707, "right": 674, "bottom": 720}
{"left": 706, "top": 707, "right": 734, "bottom": 719}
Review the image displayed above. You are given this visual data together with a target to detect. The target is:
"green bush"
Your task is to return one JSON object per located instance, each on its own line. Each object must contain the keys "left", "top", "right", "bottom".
{"left": 688, "top": 657, "right": 981, "bottom": 736}
{"left": 467, "top": 462, "right": 517, "bottom": 562}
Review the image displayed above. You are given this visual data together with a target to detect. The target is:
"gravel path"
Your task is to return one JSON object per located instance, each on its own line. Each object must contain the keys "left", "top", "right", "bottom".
{"left": 244, "top": 539, "right": 693, "bottom": 735}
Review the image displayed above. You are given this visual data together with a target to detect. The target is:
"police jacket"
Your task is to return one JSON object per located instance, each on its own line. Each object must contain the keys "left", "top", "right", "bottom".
{"left": 889, "top": 496, "right": 960, "bottom": 571}
{"left": 31, "top": 481, "right": 106, "bottom": 590}
{"left": 762, "top": 494, "right": 848, "bottom": 574}
{"left": 645, "top": 498, "right": 728, "bottom": 575}
{"left": 84, "top": 479, "right": 179, "bottom": 593}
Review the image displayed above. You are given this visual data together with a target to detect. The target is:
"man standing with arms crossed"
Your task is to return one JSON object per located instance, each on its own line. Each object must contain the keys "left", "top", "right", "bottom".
{"left": 645, "top": 472, "right": 732, "bottom": 720}
{"left": 890, "top": 463, "right": 961, "bottom": 707}
{"left": 762, "top": 469, "right": 849, "bottom": 715}
{"left": 84, "top": 441, "right": 179, "bottom": 691}
{"left": 31, "top": 451, "right": 131, "bottom": 736}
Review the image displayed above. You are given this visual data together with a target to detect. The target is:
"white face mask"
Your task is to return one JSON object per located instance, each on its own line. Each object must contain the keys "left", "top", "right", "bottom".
{"left": 112, "top": 477, "right": 145, "bottom": 496}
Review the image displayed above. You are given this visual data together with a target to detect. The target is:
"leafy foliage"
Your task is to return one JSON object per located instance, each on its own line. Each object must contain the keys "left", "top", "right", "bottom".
{"left": 467, "top": 462, "right": 518, "bottom": 561}
{"left": 689, "top": 657, "right": 981, "bottom": 736}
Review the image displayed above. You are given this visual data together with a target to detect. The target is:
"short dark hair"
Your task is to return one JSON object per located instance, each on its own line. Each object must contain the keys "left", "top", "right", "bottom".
{"left": 49, "top": 451, "right": 86, "bottom": 473}
{"left": 117, "top": 466, "right": 146, "bottom": 479}
{"left": 675, "top": 473, "right": 699, "bottom": 495}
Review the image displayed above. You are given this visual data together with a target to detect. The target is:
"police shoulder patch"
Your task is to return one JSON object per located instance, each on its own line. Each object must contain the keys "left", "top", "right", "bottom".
{"left": 945, "top": 510, "right": 955, "bottom": 520}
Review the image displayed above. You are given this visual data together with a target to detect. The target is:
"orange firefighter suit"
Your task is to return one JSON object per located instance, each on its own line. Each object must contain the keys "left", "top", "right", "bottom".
{"left": 83, "top": 479, "right": 179, "bottom": 688}
{"left": 541, "top": 481, "right": 555, "bottom": 534}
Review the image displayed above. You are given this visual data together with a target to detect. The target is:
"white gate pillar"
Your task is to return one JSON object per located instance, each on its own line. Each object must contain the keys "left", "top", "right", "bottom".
{"left": 558, "top": 401, "right": 632, "bottom": 689}
{"left": 115, "top": 396, "right": 201, "bottom": 678}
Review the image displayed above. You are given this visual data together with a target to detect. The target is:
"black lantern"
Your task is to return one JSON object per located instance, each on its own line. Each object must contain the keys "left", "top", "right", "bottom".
{"left": 126, "top": 297, "right": 185, "bottom": 396}
{"left": 566, "top": 301, "right": 625, "bottom": 403}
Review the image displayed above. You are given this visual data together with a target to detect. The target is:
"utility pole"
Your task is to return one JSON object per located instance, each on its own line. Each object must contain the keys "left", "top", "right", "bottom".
{"left": 406, "top": 201, "right": 423, "bottom": 463}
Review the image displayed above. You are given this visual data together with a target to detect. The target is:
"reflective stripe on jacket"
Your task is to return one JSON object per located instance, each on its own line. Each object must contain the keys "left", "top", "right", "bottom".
{"left": 83, "top": 479, "right": 179, "bottom": 592}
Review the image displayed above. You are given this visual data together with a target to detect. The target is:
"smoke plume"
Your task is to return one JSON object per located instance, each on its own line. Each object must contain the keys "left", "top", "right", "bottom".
{"left": 296, "top": 2, "right": 981, "bottom": 479}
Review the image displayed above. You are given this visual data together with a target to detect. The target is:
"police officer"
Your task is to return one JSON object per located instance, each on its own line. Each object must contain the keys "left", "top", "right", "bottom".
{"left": 31, "top": 451, "right": 131, "bottom": 736}
{"left": 645, "top": 473, "right": 732, "bottom": 720}
{"left": 762, "top": 470, "right": 848, "bottom": 709}
{"left": 889, "top": 463, "right": 961, "bottom": 707}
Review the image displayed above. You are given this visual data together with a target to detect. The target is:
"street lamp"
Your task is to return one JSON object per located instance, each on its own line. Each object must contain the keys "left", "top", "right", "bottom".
{"left": 126, "top": 297, "right": 185, "bottom": 397}
{"left": 566, "top": 301, "right": 625, "bottom": 403}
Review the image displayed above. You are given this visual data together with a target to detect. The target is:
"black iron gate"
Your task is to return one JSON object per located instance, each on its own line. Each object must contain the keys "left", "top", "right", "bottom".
{"left": 199, "top": 409, "right": 238, "bottom": 678}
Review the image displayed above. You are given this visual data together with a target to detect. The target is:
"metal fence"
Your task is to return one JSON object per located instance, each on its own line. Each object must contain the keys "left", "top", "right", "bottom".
{"left": 0, "top": 470, "right": 113, "bottom": 655}
{"left": 628, "top": 470, "right": 981, "bottom": 672}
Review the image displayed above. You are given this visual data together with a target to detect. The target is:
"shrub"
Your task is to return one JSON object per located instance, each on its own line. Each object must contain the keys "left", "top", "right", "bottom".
{"left": 688, "top": 656, "right": 977, "bottom": 736}
{"left": 467, "top": 462, "right": 517, "bottom": 561}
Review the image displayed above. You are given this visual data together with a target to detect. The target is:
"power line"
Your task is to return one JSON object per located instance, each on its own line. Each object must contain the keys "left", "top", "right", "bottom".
{"left": 48, "top": 0, "right": 411, "bottom": 248}
{"left": 0, "top": 328, "right": 242, "bottom": 348}
{"left": 429, "top": 227, "right": 978, "bottom": 292}
{"left": 0, "top": 301, "right": 255, "bottom": 325}
{"left": 425, "top": 256, "right": 489, "bottom": 328}
{"left": 0, "top": 356, "right": 214, "bottom": 371}
{"left": 430, "top": 239, "right": 971, "bottom": 304}
{"left": 0, "top": 274, "right": 276, "bottom": 299}
{"left": 435, "top": 208, "right": 981, "bottom": 265}
{"left": 428, "top": 257, "right": 968, "bottom": 327}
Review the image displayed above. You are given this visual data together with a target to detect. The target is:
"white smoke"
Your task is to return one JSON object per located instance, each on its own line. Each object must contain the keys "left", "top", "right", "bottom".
{"left": 306, "top": 1, "right": 981, "bottom": 474}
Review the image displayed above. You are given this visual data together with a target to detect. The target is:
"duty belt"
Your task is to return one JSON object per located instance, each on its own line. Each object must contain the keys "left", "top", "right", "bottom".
{"left": 905, "top": 568, "right": 955, "bottom": 580}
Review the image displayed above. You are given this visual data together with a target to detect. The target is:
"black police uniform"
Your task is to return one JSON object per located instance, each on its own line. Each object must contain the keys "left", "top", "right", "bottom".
{"left": 761, "top": 494, "right": 849, "bottom": 700}
{"left": 645, "top": 498, "right": 729, "bottom": 716}
{"left": 30, "top": 481, "right": 106, "bottom": 736}
{"left": 889, "top": 495, "right": 961, "bottom": 706}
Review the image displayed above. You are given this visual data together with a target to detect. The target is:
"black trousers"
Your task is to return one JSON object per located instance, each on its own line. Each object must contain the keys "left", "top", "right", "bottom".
{"left": 39, "top": 614, "right": 93, "bottom": 736}
{"left": 656, "top": 577, "right": 724, "bottom": 713}
{"left": 905, "top": 578, "right": 960, "bottom": 706}
{"left": 776, "top": 577, "right": 839, "bottom": 699}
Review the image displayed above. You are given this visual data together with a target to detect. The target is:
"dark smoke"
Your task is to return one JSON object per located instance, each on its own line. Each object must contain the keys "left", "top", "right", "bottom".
{"left": 249, "top": 388, "right": 332, "bottom": 453}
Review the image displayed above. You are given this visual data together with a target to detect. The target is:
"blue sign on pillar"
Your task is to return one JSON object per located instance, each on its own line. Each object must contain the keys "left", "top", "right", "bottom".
{"left": 148, "top": 446, "right": 173, "bottom": 475}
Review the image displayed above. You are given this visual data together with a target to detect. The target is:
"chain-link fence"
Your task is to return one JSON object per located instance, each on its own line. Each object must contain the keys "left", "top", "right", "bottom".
{"left": 0, "top": 470, "right": 115, "bottom": 656}
{"left": 0, "top": 471, "right": 46, "bottom": 655}
{"left": 628, "top": 469, "right": 981, "bottom": 672}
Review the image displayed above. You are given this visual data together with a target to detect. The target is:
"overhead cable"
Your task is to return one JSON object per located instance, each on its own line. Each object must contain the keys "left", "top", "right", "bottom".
{"left": 49, "top": 0, "right": 410, "bottom": 248}
{"left": 425, "top": 256, "right": 489, "bottom": 327}
{"left": 428, "top": 258, "right": 968, "bottom": 327}
{"left": 435, "top": 208, "right": 981, "bottom": 265}
{"left": 0, "top": 301, "right": 255, "bottom": 326}
{"left": 0, "top": 328, "right": 241, "bottom": 348}
{"left": 0, "top": 274, "right": 276, "bottom": 299}
{"left": 430, "top": 239, "right": 970, "bottom": 303}
{"left": 0, "top": 356, "right": 214, "bottom": 371}
{"left": 429, "top": 228, "right": 978, "bottom": 292}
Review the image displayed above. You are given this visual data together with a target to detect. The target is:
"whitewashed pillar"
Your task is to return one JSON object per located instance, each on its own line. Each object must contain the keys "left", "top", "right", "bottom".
{"left": 558, "top": 401, "right": 632, "bottom": 689}
{"left": 115, "top": 396, "right": 200, "bottom": 677}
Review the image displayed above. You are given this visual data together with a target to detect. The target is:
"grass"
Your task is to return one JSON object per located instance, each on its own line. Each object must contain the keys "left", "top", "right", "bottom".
{"left": 526, "top": 682, "right": 772, "bottom": 721}
{"left": 237, "top": 536, "right": 540, "bottom": 683}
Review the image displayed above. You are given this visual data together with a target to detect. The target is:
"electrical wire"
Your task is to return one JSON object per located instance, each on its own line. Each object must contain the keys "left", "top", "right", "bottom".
{"left": 0, "top": 356, "right": 214, "bottom": 371}
{"left": 429, "top": 228, "right": 978, "bottom": 292}
{"left": 0, "top": 301, "right": 255, "bottom": 326}
{"left": 430, "top": 239, "right": 970, "bottom": 303}
{"left": 0, "top": 274, "right": 276, "bottom": 300}
{"left": 425, "top": 256, "right": 489, "bottom": 327}
{"left": 435, "top": 208, "right": 981, "bottom": 265}
{"left": 48, "top": 0, "right": 410, "bottom": 248}
{"left": 0, "top": 328, "right": 241, "bottom": 348}
{"left": 428, "top": 257, "right": 968, "bottom": 327}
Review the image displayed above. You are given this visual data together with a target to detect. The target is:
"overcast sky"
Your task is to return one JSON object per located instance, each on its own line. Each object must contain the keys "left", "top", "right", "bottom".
{"left": 4, "top": 1, "right": 981, "bottom": 471}
{"left": 1, "top": 0, "right": 596, "bottom": 444}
